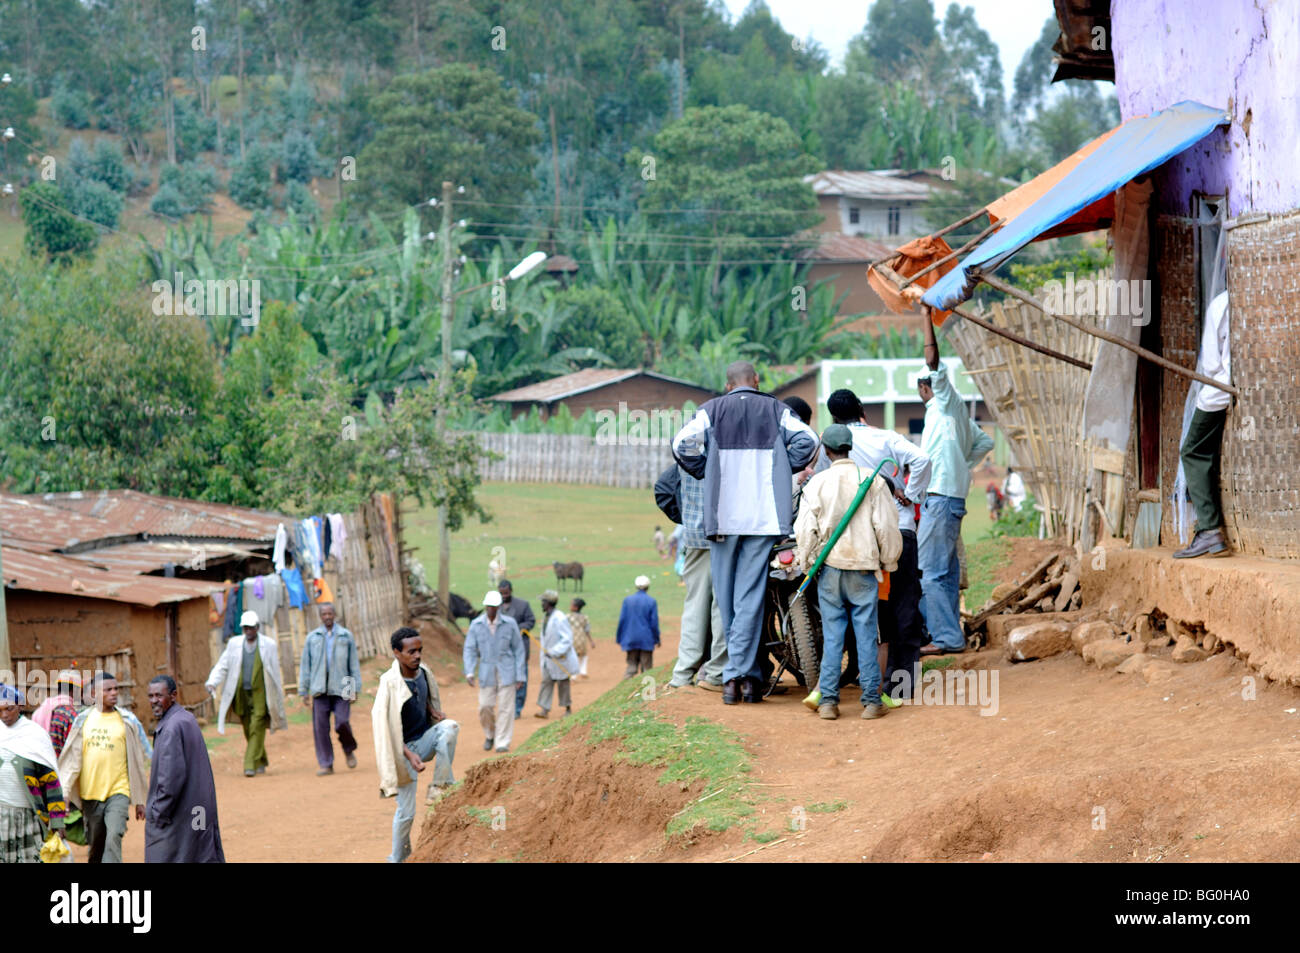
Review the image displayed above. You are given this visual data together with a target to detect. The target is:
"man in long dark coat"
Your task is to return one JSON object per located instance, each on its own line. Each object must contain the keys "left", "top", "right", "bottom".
{"left": 144, "top": 675, "right": 225, "bottom": 863}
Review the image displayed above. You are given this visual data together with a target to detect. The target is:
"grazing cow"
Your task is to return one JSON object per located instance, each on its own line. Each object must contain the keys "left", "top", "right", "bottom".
{"left": 553, "top": 561, "right": 584, "bottom": 592}
{"left": 448, "top": 592, "right": 478, "bottom": 621}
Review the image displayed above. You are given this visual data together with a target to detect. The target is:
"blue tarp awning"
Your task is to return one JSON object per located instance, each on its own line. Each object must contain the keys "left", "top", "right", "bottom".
{"left": 922, "top": 101, "right": 1230, "bottom": 311}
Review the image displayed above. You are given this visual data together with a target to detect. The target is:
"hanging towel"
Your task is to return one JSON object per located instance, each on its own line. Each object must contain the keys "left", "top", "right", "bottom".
{"left": 280, "top": 567, "right": 308, "bottom": 609}
{"left": 273, "top": 522, "right": 288, "bottom": 572}
{"left": 298, "top": 519, "right": 322, "bottom": 577}
{"left": 313, "top": 516, "right": 326, "bottom": 565}
{"left": 328, "top": 513, "right": 347, "bottom": 568}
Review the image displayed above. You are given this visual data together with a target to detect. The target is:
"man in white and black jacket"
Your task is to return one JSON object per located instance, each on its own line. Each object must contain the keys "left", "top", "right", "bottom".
{"left": 672, "top": 361, "right": 818, "bottom": 705}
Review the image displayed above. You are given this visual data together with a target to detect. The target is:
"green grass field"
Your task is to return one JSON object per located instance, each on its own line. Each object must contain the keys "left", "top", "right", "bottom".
{"left": 405, "top": 482, "right": 682, "bottom": 646}
{"left": 404, "top": 480, "right": 1000, "bottom": 647}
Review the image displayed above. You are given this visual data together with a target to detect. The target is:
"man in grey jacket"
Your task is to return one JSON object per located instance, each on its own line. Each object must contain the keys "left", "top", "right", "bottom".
{"left": 299, "top": 602, "right": 363, "bottom": 775}
{"left": 464, "top": 591, "right": 527, "bottom": 752}
{"left": 673, "top": 361, "right": 818, "bottom": 705}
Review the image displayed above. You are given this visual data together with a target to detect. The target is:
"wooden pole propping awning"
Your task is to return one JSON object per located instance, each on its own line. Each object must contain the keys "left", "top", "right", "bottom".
{"left": 979, "top": 273, "right": 1239, "bottom": 397}
{"left": 870, "top": 262, "right": 1091, "bottom": 372}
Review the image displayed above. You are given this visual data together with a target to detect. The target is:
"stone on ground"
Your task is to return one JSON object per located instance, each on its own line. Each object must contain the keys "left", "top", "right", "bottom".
{"left": 1070, "top": 620, "right": 1117, "bottom": 654}
{"left": 1006, "top": 621, "right": 1073, "bottom": 662}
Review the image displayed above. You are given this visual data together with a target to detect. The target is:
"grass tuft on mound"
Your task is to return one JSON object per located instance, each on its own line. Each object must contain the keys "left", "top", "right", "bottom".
{"left": 518, "top": 663, "right": 756, "bottom": 837}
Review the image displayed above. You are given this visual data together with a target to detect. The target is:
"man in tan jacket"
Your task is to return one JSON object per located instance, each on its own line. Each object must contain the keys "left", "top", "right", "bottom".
{"left": 793, "top": 424, "right": 903, "bottom": 721}
{"left": 57, "top": 672, "right": 152, "bottom": 862}
{"left": 373, "top": 627, "right": 459, "bottom": 863}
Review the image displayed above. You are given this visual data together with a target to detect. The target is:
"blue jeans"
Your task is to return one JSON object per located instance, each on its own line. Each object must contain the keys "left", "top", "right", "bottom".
{"left": 917, "top": 493, "right": 966, "bottom": 650}
{"left": 710, "top": 534, "right": 779, "bottom": 682}
{"left": 389, "top": 719, "right": 460, "bottom": 863}
{"left": 816, "top": 567, "right": 881, "bottom": 707}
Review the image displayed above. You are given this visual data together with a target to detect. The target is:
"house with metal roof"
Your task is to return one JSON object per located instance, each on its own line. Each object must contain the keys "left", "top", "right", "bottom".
{"left": 489, "top": 368, "right": 717, "bottom": 422}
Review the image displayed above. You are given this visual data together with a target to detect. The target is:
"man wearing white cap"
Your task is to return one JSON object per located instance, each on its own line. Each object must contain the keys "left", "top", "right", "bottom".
{"left": 616, "top": 576, "right": 660, "bottom": 678}
{"left": 463, "top": 591, "right": 526, "bottom": 752}
{"left": 205, "top": 610, "right": 288, "bottom": 777}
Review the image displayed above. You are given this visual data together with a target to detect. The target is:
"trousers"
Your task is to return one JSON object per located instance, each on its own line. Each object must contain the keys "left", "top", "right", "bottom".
{"left": 312, "top": 695, "right": 358, "bottom": 769}
{"left": 83, "top": 793, "right": 130, "bottom": 864}
{"left": 710, "top": 534, "right": 780, "bottom": 682}
{"left": 1180, "top": 407, "right": 1227, "bottom": 531}
{"left": 670, "top": 546, "right": 728, "bottom": 686}
{"left": 478, "top": 683, "right": 516, "bottom": 749}
{"left": 388, "top": 719, "right": 460, "bottom": 863}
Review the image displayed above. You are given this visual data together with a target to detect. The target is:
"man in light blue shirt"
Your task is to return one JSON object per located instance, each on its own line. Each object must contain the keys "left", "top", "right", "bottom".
{"left": 916, "top": 317, "right": 993, "bottom": 654}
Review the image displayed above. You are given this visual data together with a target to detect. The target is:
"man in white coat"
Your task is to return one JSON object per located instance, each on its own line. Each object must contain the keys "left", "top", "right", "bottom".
{"left": 534, "top": 589, "right": 580, "bottom": 719}
{"left": 373, "top": 626, "right": 459, "bottom": 863}
{"left": 205, "top": 610, "right": 288, "bottom": 777}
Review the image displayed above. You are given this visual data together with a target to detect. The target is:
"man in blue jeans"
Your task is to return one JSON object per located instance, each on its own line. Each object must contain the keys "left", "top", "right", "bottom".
{"left": 373, "top": 627, "right": 459, "bottom": 863}
{"left": 916, "top": 314, "right": 993, "bottom": 654}
{"left": 673, "top": 361, "right": 818, "bottom": 704}
{"left": 793, "top": 425, "right": 902, "bottom": 719}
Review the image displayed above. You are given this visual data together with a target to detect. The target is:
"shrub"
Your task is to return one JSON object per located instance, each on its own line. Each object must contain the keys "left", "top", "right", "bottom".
{"left": 65, "top": 177, "right": 123, "bottom": 228}
{"left": 285, "top": 179, "right": 319, "bottom": 218}
{"left": 158, "top": 160, "right": 218, "bottom": 214}
{"left": 227, "top": 143, "right": 274, "bottom": 209}
{"left": 51, "top": 76, "right": 92, "bottom": 129}
{"left": 278, "top": 128, "right": 329, "bottom": 183}
{"left": 173, "top": 95, "right": 217, "bottom": 160}
{"left": 149, "top": 182, "right": 189, "bottom": 219}
{"left": 87, "top": 139, "right": 132, "bottom": 193}
{"left": 19, "top": 182, "right": 98, "bottom": 262}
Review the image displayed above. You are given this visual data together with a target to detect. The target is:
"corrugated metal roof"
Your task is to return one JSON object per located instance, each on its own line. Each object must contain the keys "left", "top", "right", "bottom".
{"left": 805, "top": 170, "right": 932, "bottom": 201}
{"left": 797, "top": 233, "right": 895, "bottom": 263}
{"left": 2, "top": 545, "right": 220, "bottom": 606}
{"left": 65, "top": 540, "right": 260, "bottom": 575}
{"left": 32, "top": 489, "right": 290, "bottom": 542}
{"left": 490, "top": 369, "right": 715, "bottom": 404}
{"left": 0, "top": 495, "right": 132, "bottom": 552}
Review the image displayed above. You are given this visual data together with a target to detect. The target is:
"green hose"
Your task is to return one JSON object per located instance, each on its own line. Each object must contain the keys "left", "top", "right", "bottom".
{"left": 794, "top": 456, "right": 898, "bottom": 599}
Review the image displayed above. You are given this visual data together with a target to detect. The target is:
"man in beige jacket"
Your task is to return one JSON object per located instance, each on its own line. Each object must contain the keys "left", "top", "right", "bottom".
{"left": 793, "top": 424, "right": 903, "bottom": 721}
{"left": 373, "top": 627, "right": 459, "bottom": 863}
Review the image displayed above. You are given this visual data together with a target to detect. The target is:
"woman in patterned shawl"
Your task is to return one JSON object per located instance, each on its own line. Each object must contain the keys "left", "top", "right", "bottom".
{"left": 0, "top": 685, "right": 68, "bottom": 863}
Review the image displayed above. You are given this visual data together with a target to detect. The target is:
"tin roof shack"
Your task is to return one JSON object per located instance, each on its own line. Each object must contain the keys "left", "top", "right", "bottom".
{"left": 2, "top": 546, "right": 217, "bottom": 727}
{"left": 490, "top": 368, "right": 716, "bottom": 422}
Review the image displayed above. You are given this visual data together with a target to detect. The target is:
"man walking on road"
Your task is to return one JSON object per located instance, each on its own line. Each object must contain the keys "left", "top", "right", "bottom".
{"left": 299, "top": 602, "right": 363, "bottom": 775}
{"left": 673, "top": 360, "right": 818, "bottom": 704}
{"left": 145, "top": 675, "right": 224, "bottom": 863}
{"left": 616, "top": 576, "right": 660, "bottom": 678}
{"left": 374, "top": 627, "right": 459, "bottom": 862}
{"left": 535, "top": 590, "right": 580, "bottom": 718}
{"left": 206, "top": 610, "right": 288, "bottom": 776}
{"left": 916, "top": 315, "right": 993, "bottom": 655}
{"left": 465, "top": 591, "right": 527, "bottom": 753}
{"left": 58, "top": 673, "right": 152, "bottom": 863}
{"left": 497, "top": 580, "right": 535, "bottom": 718}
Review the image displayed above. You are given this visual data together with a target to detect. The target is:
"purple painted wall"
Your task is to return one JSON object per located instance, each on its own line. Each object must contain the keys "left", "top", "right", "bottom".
{"left": 1112, "top": 0, "right": 1300, "bottom": 217}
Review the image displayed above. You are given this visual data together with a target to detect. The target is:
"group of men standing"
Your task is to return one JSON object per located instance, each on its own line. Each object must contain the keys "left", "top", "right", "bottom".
{"left": 667, "top": 329, "right": 993, "bottom": 712}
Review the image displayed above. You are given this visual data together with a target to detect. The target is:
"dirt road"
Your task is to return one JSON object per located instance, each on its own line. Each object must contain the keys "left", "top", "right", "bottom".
{"left": 68, "top": 615, "right": 662, "bottom": 863}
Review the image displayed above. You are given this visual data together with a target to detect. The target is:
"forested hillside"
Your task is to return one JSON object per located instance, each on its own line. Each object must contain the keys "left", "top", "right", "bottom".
{"left": 0, "top": 0, "right": 1117, "bottom": 510}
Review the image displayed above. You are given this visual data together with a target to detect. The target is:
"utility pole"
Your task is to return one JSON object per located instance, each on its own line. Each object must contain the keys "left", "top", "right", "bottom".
{"left": 436, "top": 180, "right": 454, "bottom": 617}
{"left": 0, "top": 530, "right": 10, "bottom": 677}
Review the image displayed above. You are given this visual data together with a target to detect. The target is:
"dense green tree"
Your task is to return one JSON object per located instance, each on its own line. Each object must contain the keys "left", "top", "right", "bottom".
{"left": 636, "top": 104, "right": 820, "bottom": 254}
{"left": 18, "top": 183, "right": 98, "bottom": 262}
{"left": 354, "top": 64, "right": 541, "bottom": 221}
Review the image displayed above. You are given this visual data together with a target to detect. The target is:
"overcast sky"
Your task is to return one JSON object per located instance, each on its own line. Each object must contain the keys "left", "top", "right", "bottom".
{"left": 718, "top": 0, "right": 1053, "bottom": 78}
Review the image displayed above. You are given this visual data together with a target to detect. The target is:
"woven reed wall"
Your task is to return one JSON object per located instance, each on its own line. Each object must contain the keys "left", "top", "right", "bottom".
{"left": 942, "top": 293, "right": 1102, "bottom": 543}
{"left": 1155, "top": 216, "right": 1200, "bottom": 548}
{"left": 1220, "top": 211, "right": 1300, "bottom": 557}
